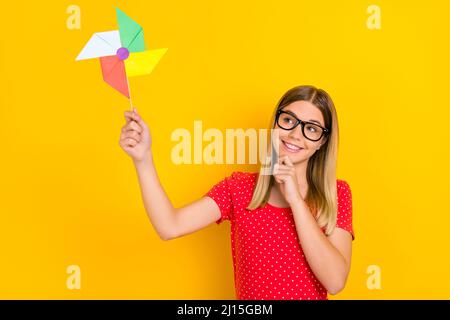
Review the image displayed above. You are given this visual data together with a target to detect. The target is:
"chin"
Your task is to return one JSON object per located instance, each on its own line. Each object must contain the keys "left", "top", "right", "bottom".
{"left": 277, "top": 150, "right": 307, "bottom": 164}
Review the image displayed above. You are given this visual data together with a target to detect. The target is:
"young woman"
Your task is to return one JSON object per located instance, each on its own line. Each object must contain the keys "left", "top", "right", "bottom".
{"left": 119, "top": 85, "right": 354, "bottom": 300}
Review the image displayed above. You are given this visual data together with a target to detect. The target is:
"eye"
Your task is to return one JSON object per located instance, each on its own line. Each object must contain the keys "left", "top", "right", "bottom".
{"left": 282, "top": 116, "right": 293, "bottom": 124}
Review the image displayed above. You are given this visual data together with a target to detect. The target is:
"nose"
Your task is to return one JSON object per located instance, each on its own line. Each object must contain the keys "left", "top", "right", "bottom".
{"left": 288, "top": 124, "right": 303, "bottom": 141}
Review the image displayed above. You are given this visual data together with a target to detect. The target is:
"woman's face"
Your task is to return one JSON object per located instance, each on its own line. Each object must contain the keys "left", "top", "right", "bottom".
{"left": 274, "top": 100, "right": 326, "bottom": 165}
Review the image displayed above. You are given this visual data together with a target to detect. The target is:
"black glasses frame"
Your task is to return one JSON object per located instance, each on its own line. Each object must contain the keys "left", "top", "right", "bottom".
{"left": 275, "top": 110, "right": 330, "bottom": 142}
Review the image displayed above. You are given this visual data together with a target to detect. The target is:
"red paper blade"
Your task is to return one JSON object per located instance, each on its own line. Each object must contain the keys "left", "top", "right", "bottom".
{"left": 99, "top": 56, "right": 130, "bottom": 98}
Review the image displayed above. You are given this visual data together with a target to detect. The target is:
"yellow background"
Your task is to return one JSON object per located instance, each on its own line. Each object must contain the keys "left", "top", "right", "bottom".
{"left": 1, "top": 0, "right": 449, "bottom": 299}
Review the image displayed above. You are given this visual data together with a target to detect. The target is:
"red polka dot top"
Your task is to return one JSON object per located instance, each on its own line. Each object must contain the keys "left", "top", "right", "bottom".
{"left": 204, "top": 171, "right": 354, "bottom": 300}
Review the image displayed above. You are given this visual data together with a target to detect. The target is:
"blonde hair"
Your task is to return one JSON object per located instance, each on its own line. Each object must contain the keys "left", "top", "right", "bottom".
{"left": 247, "top": 85, "right": 339, "bottom": 235}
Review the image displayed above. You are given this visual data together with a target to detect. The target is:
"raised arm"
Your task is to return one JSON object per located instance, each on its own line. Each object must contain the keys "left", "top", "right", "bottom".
{"left": 120, "top": 109, "right": 221, "bottom": 240}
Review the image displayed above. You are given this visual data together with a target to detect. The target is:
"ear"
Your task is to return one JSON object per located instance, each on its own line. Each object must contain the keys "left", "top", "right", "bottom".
{"left": 316, "top": 139, "right": 327, "bottom": 151}
{"left": 317, "top": 137, "right": 328, "bottom": 150}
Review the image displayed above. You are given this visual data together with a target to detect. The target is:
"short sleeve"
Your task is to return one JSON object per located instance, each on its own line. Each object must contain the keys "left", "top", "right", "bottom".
{"left": 204, "top": 173, "right": 235, "bottom": 225}
{"left": 336, "top": 180, "right": 355, "bottom": 240}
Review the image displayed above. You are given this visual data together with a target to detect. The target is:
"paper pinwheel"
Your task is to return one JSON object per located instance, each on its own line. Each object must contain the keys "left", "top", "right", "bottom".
{"left": 76, "top": 8, "right": 167, "bottom": 107}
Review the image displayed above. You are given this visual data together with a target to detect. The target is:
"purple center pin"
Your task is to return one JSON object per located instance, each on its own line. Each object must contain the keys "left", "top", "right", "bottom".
{"left": 116, "top": 47, "right": 130, "bottom": 61}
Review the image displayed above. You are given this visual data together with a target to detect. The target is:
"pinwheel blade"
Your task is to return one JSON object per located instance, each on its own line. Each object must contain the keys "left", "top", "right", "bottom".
{"left": 99, "top": 56, "right": 130, "bottom": 98}
{"left": 76, "top": 31, "right": 121, "bottom": 61}
{"left": 116, "top": 8, "right": 145, "bottom": 53}
{"left": 125, "top": 48, "right": 168, "bottom": 77}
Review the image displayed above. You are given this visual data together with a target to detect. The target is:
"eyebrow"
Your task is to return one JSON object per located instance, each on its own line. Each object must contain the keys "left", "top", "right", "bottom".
{"left": 308, "top": 119, "right": 322, "bottom": 125}
{"left": 283, "top": 110, "right": 323, "bottom": 126}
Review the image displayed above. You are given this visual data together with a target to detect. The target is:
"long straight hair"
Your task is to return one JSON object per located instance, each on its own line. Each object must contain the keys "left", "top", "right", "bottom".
{"left": 247, "top": 85, "right": 339, "bottom": 235}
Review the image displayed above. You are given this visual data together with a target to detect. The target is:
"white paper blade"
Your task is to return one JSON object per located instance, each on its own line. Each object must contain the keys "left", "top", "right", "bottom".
{"left": 76, "top": 31, "right": 121, "bottom": 61}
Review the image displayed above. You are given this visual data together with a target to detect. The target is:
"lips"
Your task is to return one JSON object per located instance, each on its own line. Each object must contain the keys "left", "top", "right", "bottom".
{"left": 281, "top": 139, "right": 303, "bottom": 152}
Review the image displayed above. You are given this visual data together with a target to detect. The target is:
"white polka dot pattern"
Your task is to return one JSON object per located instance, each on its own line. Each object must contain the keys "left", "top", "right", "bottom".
{"left": 205, "top": 172, "right": 354, "bottom": 300}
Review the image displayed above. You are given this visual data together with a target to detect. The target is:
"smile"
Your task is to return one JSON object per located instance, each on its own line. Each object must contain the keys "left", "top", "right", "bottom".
{"left": 281, "top": 139, "right": 303, "bottom": 153}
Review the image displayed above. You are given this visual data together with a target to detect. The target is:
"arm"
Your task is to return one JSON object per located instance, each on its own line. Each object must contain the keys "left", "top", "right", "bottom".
{"left": 120, "top": 108, "right": 221, "bottom": 241}
{"left": 291, "top": 200, "right": 352, "bottom": 295}
{"left": 273, "top": 155, "right": 353, "bottom": 295}
{"left": 133, "top": 155, "right": 221, "bottom": 240}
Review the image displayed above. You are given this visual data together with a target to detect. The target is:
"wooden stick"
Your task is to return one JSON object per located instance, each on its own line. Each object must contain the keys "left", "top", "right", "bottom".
{"left": 126, "top": 76, "right": 134, "bottom": 112}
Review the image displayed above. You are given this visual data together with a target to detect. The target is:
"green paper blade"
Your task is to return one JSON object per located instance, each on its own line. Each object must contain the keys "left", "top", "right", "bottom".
{"left": 128, "top": 31, "right": 145, "bottom": 53}
{"left": 116, "top": 8, "right": 146, "bottom": 52}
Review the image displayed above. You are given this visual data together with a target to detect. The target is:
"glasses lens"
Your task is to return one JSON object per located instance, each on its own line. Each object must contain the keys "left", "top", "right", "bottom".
{"left": 277, "top": 113, "right": 297, "bottom": 130}
{"left": 304, "top": 123, "right": 323, "bottom": 141}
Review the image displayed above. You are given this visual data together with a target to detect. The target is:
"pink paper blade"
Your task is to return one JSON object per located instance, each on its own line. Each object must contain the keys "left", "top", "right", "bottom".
{"left": 99, "top": 56, "right": 130, "bottom": 98}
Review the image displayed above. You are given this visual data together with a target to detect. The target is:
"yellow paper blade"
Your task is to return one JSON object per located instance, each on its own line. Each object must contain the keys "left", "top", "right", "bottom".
{"left": 125, "top": 48, "right": 168, "bottom": 77}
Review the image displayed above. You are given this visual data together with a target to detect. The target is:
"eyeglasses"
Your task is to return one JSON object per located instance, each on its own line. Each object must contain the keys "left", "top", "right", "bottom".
{"left": 275, "top": 110, "right": 330, "bottom": 142}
